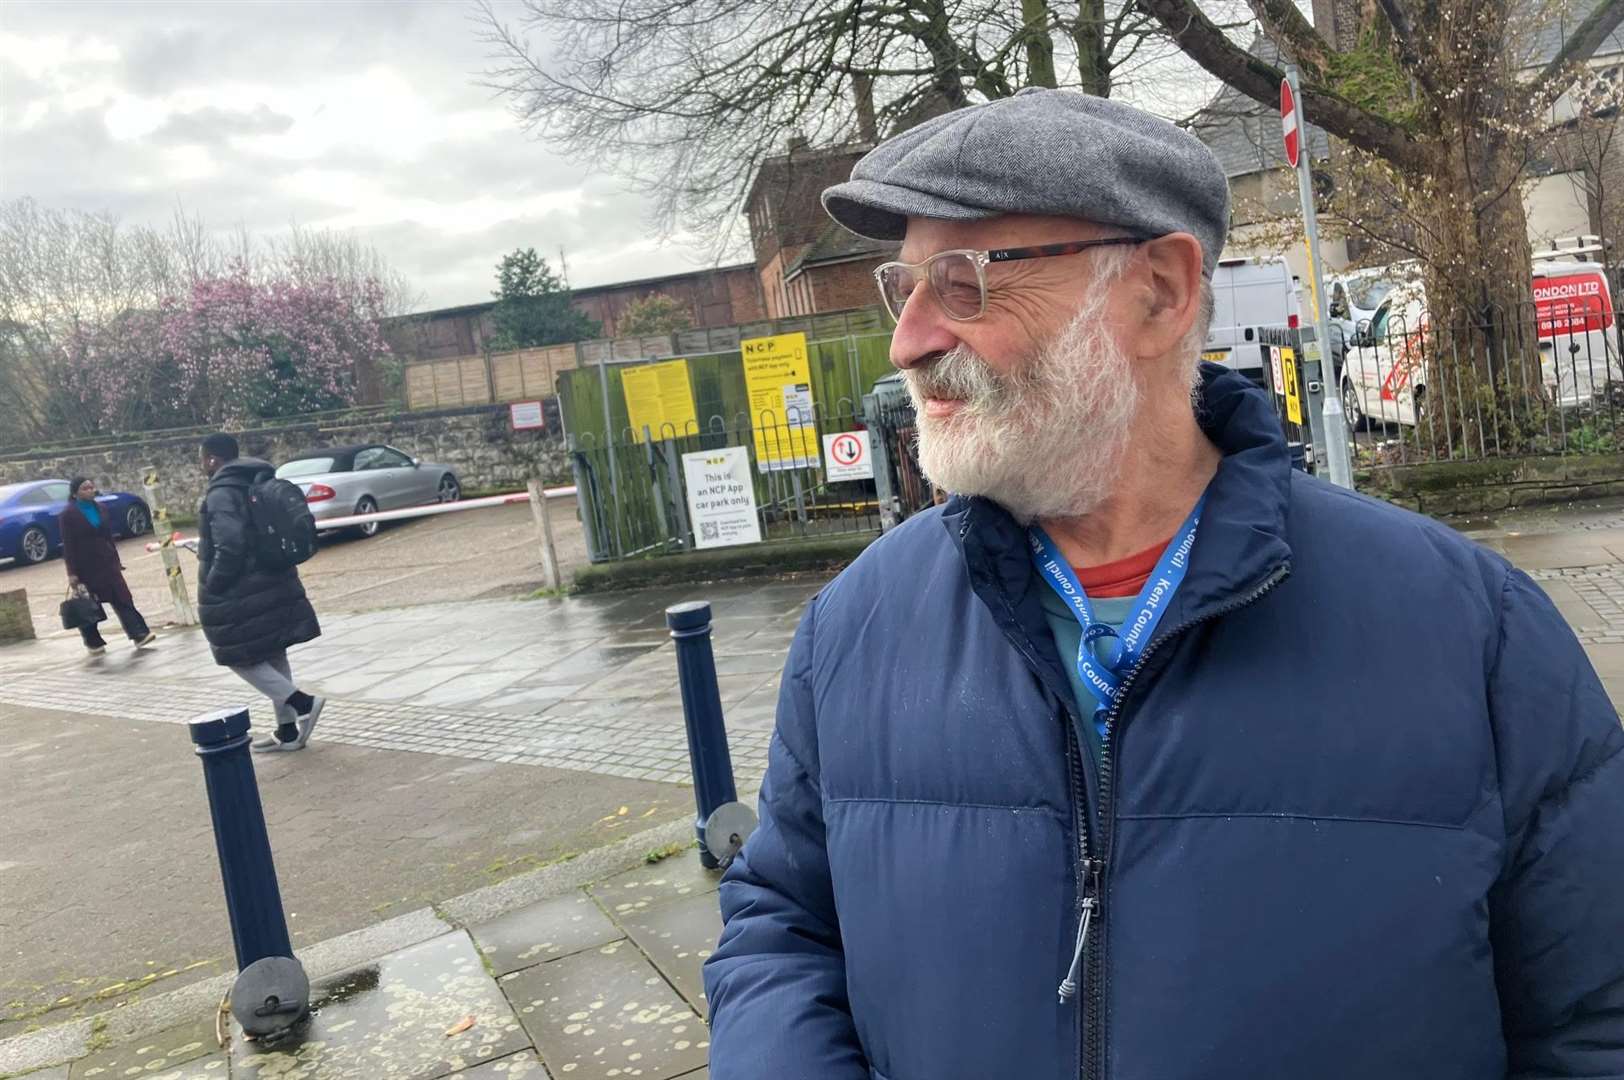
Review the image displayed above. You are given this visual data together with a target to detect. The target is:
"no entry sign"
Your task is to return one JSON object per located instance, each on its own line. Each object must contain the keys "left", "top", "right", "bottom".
{"left": 823, "top": 430, "right": 874, "bottom": 481}
{"left": 1280, "top": 79, "right": 1300, "bottom": 168}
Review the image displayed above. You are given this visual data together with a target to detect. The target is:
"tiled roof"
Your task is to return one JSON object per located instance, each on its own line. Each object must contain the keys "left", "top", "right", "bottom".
{"left": 785, "top": 224, "right": 897, "bottom": 276}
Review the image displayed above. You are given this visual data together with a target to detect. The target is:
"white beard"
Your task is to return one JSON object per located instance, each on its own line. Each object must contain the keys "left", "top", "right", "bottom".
{"left": 904, "top": 301, "right": 1140, "bottom": 524}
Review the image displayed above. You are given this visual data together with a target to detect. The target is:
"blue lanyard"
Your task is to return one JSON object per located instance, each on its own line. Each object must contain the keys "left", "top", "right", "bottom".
{"left": 1028, "top": 499, "right": 1204, "bottom": 734}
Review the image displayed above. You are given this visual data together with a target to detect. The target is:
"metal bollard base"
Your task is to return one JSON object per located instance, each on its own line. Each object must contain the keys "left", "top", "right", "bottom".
{"left": 701, "top": 800, "right": 757, "bottom": 871}
{"left": 231, "top": 955, "right": 311, "bottom": 1038}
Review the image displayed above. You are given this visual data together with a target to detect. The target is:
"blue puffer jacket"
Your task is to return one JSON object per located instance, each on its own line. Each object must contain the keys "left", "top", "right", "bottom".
{"left": 704, "top": 367, "right": 1624, "bottom": 1080}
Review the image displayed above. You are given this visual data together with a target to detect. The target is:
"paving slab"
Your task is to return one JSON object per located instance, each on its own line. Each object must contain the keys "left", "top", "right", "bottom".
{"left": 232, "top": 932, "right": 528, "bottom": 1079}
{"left": 617, "top": 892, "right": 722, "bottom": 1017}
{"left": 586, "top": 860, "right": 722, "bottom": 918}
{"left": 1584, "top": 641, "right": 1624, "bottom": 678}
{"left": 1497, "top": 535, "right": 1618, "bottom": 570}
{"left": 1537, "top": 579, "right": 1608, "bottom": 633}
{"left": 76, "top": 1056, "right": 227, "bottom": 1079}
{"left": 472, "top": 894, "right": 625, "bottom": 978}
{"left": 501, "top": 941, "right": 707, "bottom": 1080}
{"left": 0, "top": 704, "right": 689, "bottom": 1039}
{"left": 65, "top": 1015, "right": 220, "bottom": 1079}
{"left": 447, "top": 1049, "right": 553, "bottom": 1078}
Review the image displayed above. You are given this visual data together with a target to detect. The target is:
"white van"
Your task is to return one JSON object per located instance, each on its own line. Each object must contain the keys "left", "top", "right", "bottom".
{"left": 1204, "top": 256, "right": 1293, "bottom": 379}
{"left": 1337, "top": 254, "right": 1619, "bottom": 428}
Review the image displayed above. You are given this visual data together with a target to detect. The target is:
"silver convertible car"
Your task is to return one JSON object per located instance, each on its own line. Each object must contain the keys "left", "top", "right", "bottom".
{"left": 274, "top": 444, "right": 462, "bottom": 538}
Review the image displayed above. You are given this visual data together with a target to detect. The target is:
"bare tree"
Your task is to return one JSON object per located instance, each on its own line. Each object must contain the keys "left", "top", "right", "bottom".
{"left": 267, "top": 224, "right": 422, "bottom": 318}
{"left": 473, "top": 0, "right": 1240, "bottom": 256}
{"left": 0, "top": 199, "right": 419, "bottom": 446}
{"left": 1138, "top": 0, "right": 1624, "bottom": 444}
{"left": 1549, "top": 64, "right": 1623, "bottom": 262}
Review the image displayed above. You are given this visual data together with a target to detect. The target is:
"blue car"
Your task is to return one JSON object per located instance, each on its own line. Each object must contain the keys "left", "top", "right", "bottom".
{"left": 0, "top": 479, "right": 153, "bottom": 567}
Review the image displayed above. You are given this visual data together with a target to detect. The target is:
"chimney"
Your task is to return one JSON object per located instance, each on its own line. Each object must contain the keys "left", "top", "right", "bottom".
{"left": 787, "top": 132, "right": 810, "bottom": 153}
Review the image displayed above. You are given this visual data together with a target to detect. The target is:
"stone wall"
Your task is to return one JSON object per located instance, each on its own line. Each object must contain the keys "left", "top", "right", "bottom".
{"left": 1360, "top": 452, "right": 1624, "bottom": 516}
{"left": 0, "top": 405, "right": 570, "bottom": 517}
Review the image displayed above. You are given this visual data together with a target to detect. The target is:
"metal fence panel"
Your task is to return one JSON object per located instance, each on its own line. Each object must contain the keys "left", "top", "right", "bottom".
{"left": 569, "top": 394, "right": 931, "bottom": 562}
{"left": 1326, "top": 306, "right": 1624, "bottom": 468}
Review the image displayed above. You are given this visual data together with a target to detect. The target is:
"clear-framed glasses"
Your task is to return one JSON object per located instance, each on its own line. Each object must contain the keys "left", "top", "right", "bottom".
{"left": 873, "top": 237, "right": 1148, "bottom": 322}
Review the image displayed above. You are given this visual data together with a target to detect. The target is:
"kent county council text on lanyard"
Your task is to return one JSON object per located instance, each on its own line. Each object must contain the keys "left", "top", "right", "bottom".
{"left": 1028, "top": 498, "right": 1204, "bottom": 737}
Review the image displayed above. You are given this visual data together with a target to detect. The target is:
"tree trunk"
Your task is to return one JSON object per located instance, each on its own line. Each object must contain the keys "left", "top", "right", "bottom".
{"left": 1409, "top": 111, "right": 1542, "bottom": 456}
{"left": 1072, "top": 0, "right": 1109, "bottom": 96}
{"left": 1022, "top": 0, "right": 1059, "bottom": 89}
{"left": 852, "top": 74, "right": 879, "bottom": 142}
{"left": 918, "top": 0, "right": 971, "bottom": 109}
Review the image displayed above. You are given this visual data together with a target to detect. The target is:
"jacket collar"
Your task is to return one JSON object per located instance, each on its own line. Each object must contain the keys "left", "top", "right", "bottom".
{"left": 208, "top": 457, "right": 274, "bottom": 489}
{"left": 943, "top": 364, "right": 1293, "bottom": 686}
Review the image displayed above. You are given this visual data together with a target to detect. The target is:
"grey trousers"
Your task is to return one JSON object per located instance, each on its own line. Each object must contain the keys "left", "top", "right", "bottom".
{"left": 229, "top": 651, "right": 298, "bottom": 727}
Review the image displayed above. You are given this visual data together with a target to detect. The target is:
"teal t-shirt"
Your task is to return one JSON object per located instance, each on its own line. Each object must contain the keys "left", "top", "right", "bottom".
{"left": 1039, "top": 586, "right": 1136, "bottom": 765}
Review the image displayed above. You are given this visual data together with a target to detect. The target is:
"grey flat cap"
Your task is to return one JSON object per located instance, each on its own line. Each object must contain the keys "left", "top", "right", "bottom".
{"left": 823, "top": 88, "right": 1230, "bottom": 276}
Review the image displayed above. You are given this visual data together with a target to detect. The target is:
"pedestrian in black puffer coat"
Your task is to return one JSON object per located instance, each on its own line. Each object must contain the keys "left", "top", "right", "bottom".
{"left": 198, "top": 433, "right": 326, "bottom": 754}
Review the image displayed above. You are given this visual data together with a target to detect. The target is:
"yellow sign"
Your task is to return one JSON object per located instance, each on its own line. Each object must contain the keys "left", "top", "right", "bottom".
{"left": 621, "top": 359, "right": 699, "bottom": 442}
{"left": 740, "top": 332, "right": 820, "bottom": 471}
{"left": 1281, "top": 346, "right": 1303, "bottom": 424}
{"left": 1301, "top": 239, "right": 1321, "bottom": 324}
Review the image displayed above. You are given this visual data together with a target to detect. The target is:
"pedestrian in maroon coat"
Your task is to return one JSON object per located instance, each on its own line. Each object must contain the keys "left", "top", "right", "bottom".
{"left": 59, "top": 476, "right": 156, "bottom": 656}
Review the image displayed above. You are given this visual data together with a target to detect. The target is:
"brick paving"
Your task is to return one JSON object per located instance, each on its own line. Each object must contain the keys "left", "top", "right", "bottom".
{"left": 1528, "top": 563, "right": 1624, "bottom": 644}
{"left": 0, "top": 669, "right": 771, "bottom": 787}
{"left": 0, "top": 582, "right": 817, "bottom": 788}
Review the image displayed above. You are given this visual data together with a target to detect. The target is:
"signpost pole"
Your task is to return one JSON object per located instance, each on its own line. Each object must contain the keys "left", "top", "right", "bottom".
{"left": 597, "top": 354, "right": 624, "bottom": 555}
{"left": 863, "top": 395, "right": 900, "bottom": 532}
{"left": 526, "top": 477, "right": 563, "bottom": 592}
{"left": 1283, "top": 66, "right": 1353, "bottom": 489}
{"left": 665, "top": 435, "right": 691, "bottom": 549}
{"left": 643, "top": 425, "right": 673, "bottom": 544}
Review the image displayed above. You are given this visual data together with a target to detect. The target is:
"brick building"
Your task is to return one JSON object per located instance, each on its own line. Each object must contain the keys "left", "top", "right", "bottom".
{"left": 744, "top": 136, "right": 896, "bottom": 319}
{"left": 385, "top": 263, "right": 767, "bottom": 363}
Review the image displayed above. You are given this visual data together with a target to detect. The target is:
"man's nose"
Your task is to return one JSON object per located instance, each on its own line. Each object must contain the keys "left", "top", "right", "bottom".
{"left": 888, "top": 288, "right": 960, "bottom": 371}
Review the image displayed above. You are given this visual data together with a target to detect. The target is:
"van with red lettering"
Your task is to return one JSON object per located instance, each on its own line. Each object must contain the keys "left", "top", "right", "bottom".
{"left": 1336, "top": 250, "right": 1619, "bottom": 429}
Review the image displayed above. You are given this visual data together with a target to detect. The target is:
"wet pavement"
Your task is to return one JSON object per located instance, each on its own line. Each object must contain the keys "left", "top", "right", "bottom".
{"left": 0, "top": 501, "right": 597, "bottom": 641}
{"left": 34, "top": 855, "right": 726, "bottom": 1079}
{"left": 0, "top": 579, "right": 821, "bottom": 785}
{"left": 1454, "top": 498, "right": 1624, "bottom": 703}
{"left": 0, "top": 578, "right": 822, "bottom": 1052}
{"left": 231, "top": 933, "right": 531, "bottom": 1078}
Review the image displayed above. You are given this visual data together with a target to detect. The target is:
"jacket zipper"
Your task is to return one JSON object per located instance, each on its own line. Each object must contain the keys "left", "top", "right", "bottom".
{"left": 1078, "top": 563, "right": 1291, "bottom": 1080}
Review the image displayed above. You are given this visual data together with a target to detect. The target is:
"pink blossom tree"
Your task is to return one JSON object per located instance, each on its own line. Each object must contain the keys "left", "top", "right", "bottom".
{"left": 69, "top": 260, "right": 395, "bottom": 428}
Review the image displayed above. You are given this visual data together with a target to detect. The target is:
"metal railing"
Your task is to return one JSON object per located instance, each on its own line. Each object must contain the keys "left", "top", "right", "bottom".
{"left": 1328, "top": 305, "right": 1624, "bottom": 467}
{"left": 567, "top": 397, "right": 932, "bottom": 562}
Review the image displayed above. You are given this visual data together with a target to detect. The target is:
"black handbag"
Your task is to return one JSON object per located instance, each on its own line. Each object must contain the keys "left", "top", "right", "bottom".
{"left": 59, "top": 587, "right": 107, "bottom": 631}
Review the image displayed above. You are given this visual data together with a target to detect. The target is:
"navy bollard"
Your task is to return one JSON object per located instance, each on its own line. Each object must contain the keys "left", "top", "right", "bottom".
{"left": 666, "top": 601, "right": 757, "bottom": 870}
{"left": 190, "top": 707, "right": 310, "bottom": 1036}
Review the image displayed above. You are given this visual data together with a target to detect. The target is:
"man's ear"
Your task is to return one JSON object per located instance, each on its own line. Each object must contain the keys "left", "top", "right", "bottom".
{"left": 1127, "top": 232, "right": 1204, "bottom": 361}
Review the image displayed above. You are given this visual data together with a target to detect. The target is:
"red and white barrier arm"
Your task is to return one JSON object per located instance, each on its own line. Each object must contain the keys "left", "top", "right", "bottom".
{"left": 146, "top": 485, "right": 577, "bottom": 552}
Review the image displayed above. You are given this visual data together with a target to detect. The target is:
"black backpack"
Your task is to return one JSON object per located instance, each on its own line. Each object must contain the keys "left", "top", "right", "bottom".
{"left": 245, "top": 476, "right": 318, "bottom": 569}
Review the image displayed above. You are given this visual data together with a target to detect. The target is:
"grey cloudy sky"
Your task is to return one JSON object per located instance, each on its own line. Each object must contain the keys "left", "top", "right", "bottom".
{"left": 0, "top": 0, "right": 702, "bottom": 311}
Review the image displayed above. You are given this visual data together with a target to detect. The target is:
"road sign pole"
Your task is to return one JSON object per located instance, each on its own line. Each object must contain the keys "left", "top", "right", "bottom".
{"left": 1283, "top": 66, "right": 1353, "bottom": 490}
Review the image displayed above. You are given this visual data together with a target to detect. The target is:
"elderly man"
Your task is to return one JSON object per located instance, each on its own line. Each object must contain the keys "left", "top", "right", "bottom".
{"left": 703, "top": 90, "right": 1624, "bottom": 1079}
